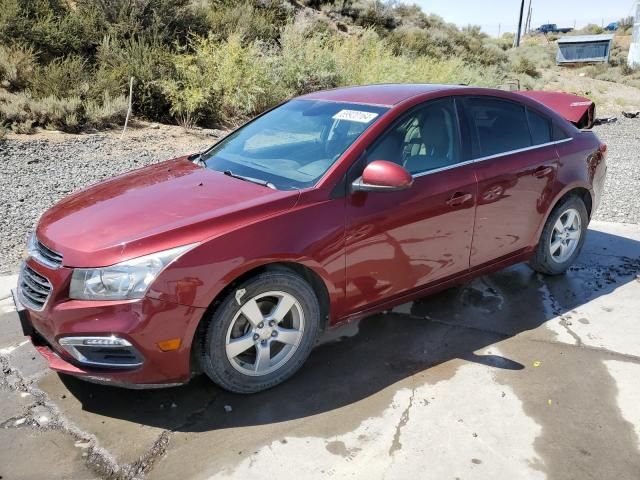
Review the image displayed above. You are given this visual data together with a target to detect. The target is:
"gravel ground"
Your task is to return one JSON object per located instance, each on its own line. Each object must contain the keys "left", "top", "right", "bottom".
{"left": 0, "top": 118, "right": 638, "bottom": 274}
{"left": 591, "top": 117, "right": 640, "bottom": 224}
{"left": 0, "top": 125, "right": 217, "bottom": 274}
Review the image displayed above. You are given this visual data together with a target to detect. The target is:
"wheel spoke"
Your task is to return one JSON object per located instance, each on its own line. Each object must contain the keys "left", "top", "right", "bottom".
{"left": 275, "top": 327, "right": 302, "bottom": 346}
{"left": 254, "top": 343, "right": 271, "bottom": 372}
{"left": 270, "top": 295, "right": 296, "bottom": 323}
{"left": 226, "top": 333, "right": 255, "bottom": 359}
{"left": 559, "top": 242, "right": 568, "bottom": 259}
{"left": 553, "top": 218, "right": 564, "bottom": 232}
{"left": 240, "top": 299, "right": 264, "bottom": 327}
{"left": 567, "top": 230, "right": 580, "bottom": 240}
{"left": 564, "top": 210, "right": 576, "bottom": 229}
{"left": 550, "top": 239, "right": 563, "bottom": 255}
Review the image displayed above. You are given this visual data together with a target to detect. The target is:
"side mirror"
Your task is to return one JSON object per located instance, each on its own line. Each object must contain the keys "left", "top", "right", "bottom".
{"left": 351, "top": 160, "right": 413, "bottom": 193}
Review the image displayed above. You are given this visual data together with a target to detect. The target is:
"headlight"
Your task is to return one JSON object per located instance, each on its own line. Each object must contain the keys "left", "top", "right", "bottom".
{"left": 69, "top": 244, "right": 196, "bottom": 300}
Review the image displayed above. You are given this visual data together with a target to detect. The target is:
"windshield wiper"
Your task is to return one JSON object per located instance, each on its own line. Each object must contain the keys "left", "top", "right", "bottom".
{"left": 223, "top": 170, "right": 276, "bottom": 190}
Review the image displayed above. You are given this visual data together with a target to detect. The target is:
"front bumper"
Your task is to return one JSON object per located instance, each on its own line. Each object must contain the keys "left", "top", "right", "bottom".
{"left": 13, "top": 259, "right": 207, "bottom": 387}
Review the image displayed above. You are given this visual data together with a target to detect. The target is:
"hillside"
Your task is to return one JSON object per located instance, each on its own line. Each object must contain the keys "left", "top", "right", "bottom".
{"left": 0, "top": 0, "right": 638, "bottom": 135}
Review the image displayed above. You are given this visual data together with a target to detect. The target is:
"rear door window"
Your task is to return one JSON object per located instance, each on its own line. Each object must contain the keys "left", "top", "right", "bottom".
{"left": 464, "top": 97, "right": 532, "bottom": 158}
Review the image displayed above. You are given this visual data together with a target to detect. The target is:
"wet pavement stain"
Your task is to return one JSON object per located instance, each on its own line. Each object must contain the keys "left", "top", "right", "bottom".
{"left": 325, "top": 440, "right": 347, "bottom": 456}
{"left": 3, "top": 225, "right": 640, "bottom": 479}
{"left": 495, "top": 268, "right": 640, "bottom": 480}
{"left": 407, "top": 252, "right": 640, "bottom": 480}
{"left": 389, "top": 386, "right": 414, "bottom": 456}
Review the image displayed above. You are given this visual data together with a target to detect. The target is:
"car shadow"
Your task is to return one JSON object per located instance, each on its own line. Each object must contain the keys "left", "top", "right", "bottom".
{"left": 59, "top": 228, "right": 640, "bottom": 433}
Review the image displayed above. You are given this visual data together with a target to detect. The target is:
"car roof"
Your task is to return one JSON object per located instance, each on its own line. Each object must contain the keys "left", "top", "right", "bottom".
{"left": 298, "top": 84, "right": 466, "bottom": 107}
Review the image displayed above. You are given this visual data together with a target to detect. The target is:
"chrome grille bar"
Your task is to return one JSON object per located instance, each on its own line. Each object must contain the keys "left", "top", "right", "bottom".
{"left": 28, "top": 235, "right": 63, "bottom": 268}
{"left": 36, "top": 239, "right": 63, "bottom": 266}
{"left": 19, "top": 264, "right": 52, "bottom": 311}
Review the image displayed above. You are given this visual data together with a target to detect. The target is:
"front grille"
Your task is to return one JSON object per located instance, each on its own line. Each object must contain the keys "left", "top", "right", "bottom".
{"left": 19, "top": 264, "right": 52, "bottom": 310}
{"left": 32, "top": 237, "right": 63, "bottom": 268}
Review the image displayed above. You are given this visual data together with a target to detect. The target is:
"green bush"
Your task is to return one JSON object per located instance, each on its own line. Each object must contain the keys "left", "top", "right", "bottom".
{"left": 84, "top": 92, "right": 128, "bottom": 128}
{"left": 29, "top": 95, "right": 83, "bottom": 132}
{"left": 162, "top": 34, "right": 277, "bottom": 128}
{"left": 0, "top": 88, "right": 127, "bottom": 133}
{"left": 0, "top": 89, "right": 31, "bottom": 125}
{"left": 94, "top": 36, "right": 172, "bottom": 121}
{"left": 206, "top": 0, "right": 293, "bottom": 42}
{"left": 0, "top": 0, "right": 207, "bottom": 61}
{"left": 577, "top": 24, "right": 605, "bottom": 35}
{"left": 0, "top": 44, "right": 37, "bottom": 91}
{"left": 275, "top": 23, "right": 340, "bottom": 96}
{"left": 511, "top": 56, "right": 540, "bottom": 78}
{"left": 330, "top": 29, "right": 500, "bottom": 87}
{"left": 0, "top": 0, "right": 104, "bottom": 61}
{"left": 30, "top": 56, "right": 91, "bottom": 99}
{"left": 84, "top": 0, "right": 210, "bottom": 46}
{"left": 11, "top": 119, "right": 35, "bottom": 134}
{"left": 507, "top": 42, "right": 555, "bottom": 78}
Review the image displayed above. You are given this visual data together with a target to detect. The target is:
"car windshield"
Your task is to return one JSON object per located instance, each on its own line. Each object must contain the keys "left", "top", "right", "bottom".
{"left": 202, "top": 99, "right": 389, "bottom": 190}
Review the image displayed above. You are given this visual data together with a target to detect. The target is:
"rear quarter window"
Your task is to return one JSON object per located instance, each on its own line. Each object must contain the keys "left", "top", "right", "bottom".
{"left": 527, "top": 108, "right": 552, "bottom": 145}
{"left": 553, "top": 122, "right": 571, "bottom": 141}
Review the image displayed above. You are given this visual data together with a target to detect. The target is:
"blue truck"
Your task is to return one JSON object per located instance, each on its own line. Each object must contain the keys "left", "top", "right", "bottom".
{"left": 537, "top": 24, "right": 574, "bottom": 34}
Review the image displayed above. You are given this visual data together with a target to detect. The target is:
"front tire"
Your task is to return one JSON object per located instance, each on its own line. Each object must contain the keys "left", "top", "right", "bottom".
{"left": 530, "top": 195, "right": 588, "bottom": 275}
{"left": 199, "top": 270, "right": 321, "bottom": 393}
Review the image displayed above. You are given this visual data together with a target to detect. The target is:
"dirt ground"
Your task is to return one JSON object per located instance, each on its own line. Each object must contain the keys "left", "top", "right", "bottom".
{"left": 1, "top": 220, "right": 639, "bottom": 480}
{"left": 541, "top": 68, "right": 640, "bottom": 115}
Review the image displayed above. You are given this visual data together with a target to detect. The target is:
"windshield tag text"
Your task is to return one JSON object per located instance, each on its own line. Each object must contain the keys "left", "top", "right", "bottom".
{"left": 332, "top": 110, "right": 379, "bottom": 123}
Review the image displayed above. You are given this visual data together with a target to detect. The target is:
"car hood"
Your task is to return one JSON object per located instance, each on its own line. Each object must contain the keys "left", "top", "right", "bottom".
{"left": 37, "top": 158, "right": 300, "bottom": 267}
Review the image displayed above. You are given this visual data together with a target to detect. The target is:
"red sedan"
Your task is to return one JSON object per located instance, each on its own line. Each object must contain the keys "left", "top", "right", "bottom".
{"left": 13, "top": 84, "right": 607, "bottom": 393}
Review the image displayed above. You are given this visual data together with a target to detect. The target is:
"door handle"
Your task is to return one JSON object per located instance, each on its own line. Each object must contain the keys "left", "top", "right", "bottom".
{"left": 446, "top": 192, "right": 473, "bottom": 207}
{"left": 533, "top": 165, "right": 553, "bottom": 178}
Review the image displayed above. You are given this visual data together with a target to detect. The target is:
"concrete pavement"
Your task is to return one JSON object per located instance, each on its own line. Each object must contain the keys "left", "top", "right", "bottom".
{"left": 1, "top": 220, "right": 639, "bottom": 479}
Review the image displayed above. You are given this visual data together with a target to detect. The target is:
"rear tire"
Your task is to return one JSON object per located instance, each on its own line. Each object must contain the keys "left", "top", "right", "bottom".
{"left": 199, "top": 270, "right": 321, "bottom": 394}
{"left": 530, "top": 195, "right": 588, "bottom": 275}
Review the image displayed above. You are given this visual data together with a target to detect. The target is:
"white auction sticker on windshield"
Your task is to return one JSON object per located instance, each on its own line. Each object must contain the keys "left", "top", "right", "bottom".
{"left": 332, "top": 110, "right": 379, "bottom": 123}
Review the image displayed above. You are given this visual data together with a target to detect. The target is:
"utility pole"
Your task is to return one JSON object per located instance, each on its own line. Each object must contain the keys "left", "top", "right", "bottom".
{"left": 516, "top": 0, "right": 526, "bottom": 47}
{"left": 524, "top": 0, "right": 532, "bottom": 35}
{"left": 629, "top": 0, "right": 640, "bottom": 68}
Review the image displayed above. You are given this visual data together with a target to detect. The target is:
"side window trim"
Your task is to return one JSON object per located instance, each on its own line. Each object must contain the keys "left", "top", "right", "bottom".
{"left": 412, "top": 137, "right": 573, "bottom": 178}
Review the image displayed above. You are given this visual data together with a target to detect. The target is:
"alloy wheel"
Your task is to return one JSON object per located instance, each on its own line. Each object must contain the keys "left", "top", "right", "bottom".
{"left": 549, "top": 207, "right": 582, "bottom": 263}
{"left": 225, "top": 291, "right": 305, "bottom": 376}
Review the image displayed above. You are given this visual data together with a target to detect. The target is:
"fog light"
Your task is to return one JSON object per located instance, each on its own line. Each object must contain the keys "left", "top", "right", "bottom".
{"left": 58, "top": 336, "right": 143, "bottom": 369}
{"left": 82, "top": 337, "right": 129, "bottom": 346}
{"left": 157, "top": 338, "right": 181, "bottom": 352}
